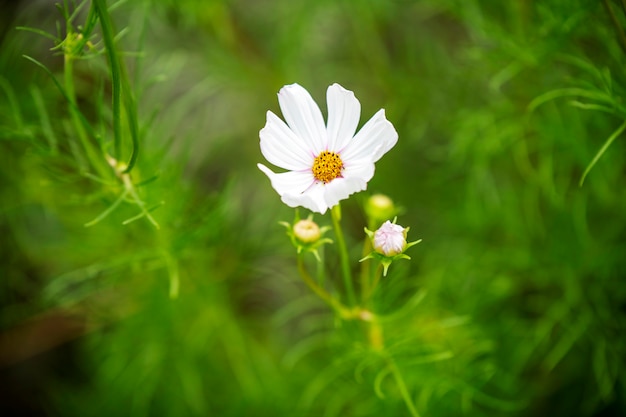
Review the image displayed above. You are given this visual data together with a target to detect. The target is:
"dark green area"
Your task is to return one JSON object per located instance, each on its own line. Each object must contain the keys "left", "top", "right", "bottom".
{"left": 1, "top": 0, "right": 625, "bottom": 416}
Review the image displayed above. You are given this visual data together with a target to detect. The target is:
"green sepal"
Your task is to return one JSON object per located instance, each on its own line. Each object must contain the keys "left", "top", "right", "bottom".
{"left": 360, "top": 239, "right": 422, "bottom": 276}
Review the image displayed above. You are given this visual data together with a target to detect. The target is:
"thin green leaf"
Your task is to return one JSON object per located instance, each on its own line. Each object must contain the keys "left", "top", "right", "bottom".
{"left": 528, "top": 88, "right": 615, "bottom": 113}
{"left": 121, "top": 201, "right": 163, "bottom": 227}
{"left": 544, "top": 314, "right": 590, "bottom": 370}
{"left": 109, "top": 0, "right": 131, "bottom": 12}
{"left": 300, "top": 357, "right": 356, "bottom": 408}
{"left": 378, "top": 289, "right": 428, "bottom": 323}
{"left": 15, "top": 26, "right": 59, "bottom": 41}
{"left": 402, "top": 351, "right": 454, "bottom": 367}
{"left": 374, "top": 366, "right": 392, "bottom": 399}
{"left": 568, "top": 100, "right": 617, "bottom": 114}
{"left": 580, "top": 119, "right": 626, "bottom": 186}
{"left": 67, "top": 0, "right": 88, "bottom": 23}
{"left": 22, "top": 55, "right": 100, "bottom": 142}
{"left": 557, "top": 54, "right": 611, "bottom": 91}
{"left": 0, "top": 77, "right": 24, "bottom": 128}
{"left": 84, "top": 188, "right": 129, "bottom": 227}
{"left": 281, "top": 333, "right": 331, "bottom": 369}
{"left": 134, "top": 172, "right": 160, "bottom": 187}
{"left": 30, "top": 86, "right": 58, "bottom": 153}
{"left": 354, "top": 354, "right": 382, "bottom": 384}
{"left": 81, "top": 171, "right": 116, "bottom": 185}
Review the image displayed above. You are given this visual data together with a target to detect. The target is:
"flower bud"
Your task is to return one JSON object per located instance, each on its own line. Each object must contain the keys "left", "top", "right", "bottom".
{"left": 373, "top": 220, "right": 407, "bottom": 256}
{"left": 361, "top": 219, "right": 421, "bottom": 276}
{"left": 293, "top": 219, "right": 321, "bottom": 243}
{"left": 365, "top": 194, "right": 396, "bottom": 224}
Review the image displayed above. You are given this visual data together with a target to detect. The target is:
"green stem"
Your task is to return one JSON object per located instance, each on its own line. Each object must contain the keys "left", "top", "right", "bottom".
{"left": 367, "top": 317, "right": 384, "bottom": 351}
{"left": 331, "top": 204, "right": 357, "bottom": 306}
{"left": 367, "top": 264, "right": 383, "bottom": 301}
{"left": 297, "top": 255, "right": 350, "bottom": 317}
{"left": 121, "top": 173, "right": 160, "bottom": 229}
{"left": 316, "top": 243, "right": 326, "bottom": 288}
{"left": 360, "top": 231, "right": 373, "bottom": 302}
{"left": 94, "top": 0, "right": 122, "bottom": 159}
{"left": 94, "top": 0, "right": 140, "bottom": 172}
{"left": 64, "top": 51, "right": 107, "bottom": 178}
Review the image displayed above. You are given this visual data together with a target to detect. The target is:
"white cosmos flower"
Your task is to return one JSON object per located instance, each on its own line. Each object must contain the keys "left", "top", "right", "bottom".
{"left": 257, "top": 83, "right": 398, "bottom": 214}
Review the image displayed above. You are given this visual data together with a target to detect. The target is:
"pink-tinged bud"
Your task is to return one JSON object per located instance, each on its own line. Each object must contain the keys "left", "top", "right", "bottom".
{"left": 373, "top": 220, "right": 407, "bottom": 256}
{"left": 293, "top": 219, "right": 321, "bottom": 243}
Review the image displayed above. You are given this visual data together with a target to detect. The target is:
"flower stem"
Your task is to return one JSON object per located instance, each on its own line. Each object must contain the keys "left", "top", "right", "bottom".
{"left": 360, "top": 231, "right": 373, "bottom": 302}
{"left": 94, "top": 0, "right": 140, "bottom": 173}
{"left": 64, "top": 51, "right": 106, "bottom": 178}
{"left": 330, "top": 204, "right": 356, "bottom": 306}
{"left": 369, "top": 264, "right": 383, "bottom": 299}
{"left": 93, "top": 0, "right": 122, "bottom": 159}
{"left": 121, "top": 171, "right": 160, "bottom": 229}
{"left": 297, "top": 255, "right": 350, "bottom": 317}
{"left": 367, "top": 317, "right": 384, "bottom": 351}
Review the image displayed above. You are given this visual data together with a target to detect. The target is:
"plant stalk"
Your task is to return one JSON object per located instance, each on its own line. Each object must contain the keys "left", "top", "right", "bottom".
{"left": 331, "top": 204, "right": 357, "bottom": 306}
{"left": 297, "top": 255, "right": 350, "bottom": 317}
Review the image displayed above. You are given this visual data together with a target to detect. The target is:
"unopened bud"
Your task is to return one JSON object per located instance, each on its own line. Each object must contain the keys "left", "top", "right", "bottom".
{"left": 373, "top": 220, "right": 407, "bottom": 256}
{"left": 293, "top": 219, "right": 321, "bottom": 243}
{"left": 365, "top": 194, "right": 396, "bottom": 224}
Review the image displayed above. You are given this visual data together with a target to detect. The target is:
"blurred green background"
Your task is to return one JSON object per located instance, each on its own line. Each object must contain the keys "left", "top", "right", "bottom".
{"left": 1, "top": 0, "right": 625, "bottom": 416}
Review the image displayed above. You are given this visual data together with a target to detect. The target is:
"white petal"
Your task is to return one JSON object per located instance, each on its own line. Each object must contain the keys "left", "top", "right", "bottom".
{"left": 317, "top": 158, "right": 375, "bottom": 211}
{"left": 340, "top": 109, "right": 398, "bottom": 163}
{"left": 258, "top": 163, "right": 330, "bottom": 213}
{"left": 322, "top": 177, "right": 368, "bottom": 209}
{"left": 342, "top": 158, "right": 375, "bottom": 183}
{"left": 260, "top": 111, "right": 314, "bottom": 170}
{"left": 258, "top": 163, "right": 314, "bottom": 196}
{"left": 278, "top": 84, "right": 327, "bottom": 154}
{"left": 326, "top": 83, "right": 361, "bottom": 152}
{"left": 282, "top": 182, "right": 329, "bottom": 214}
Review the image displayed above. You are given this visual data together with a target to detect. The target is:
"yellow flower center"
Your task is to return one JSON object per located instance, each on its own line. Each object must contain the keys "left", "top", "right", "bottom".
{"left": 312, "top": 151, "right": 344, "bottom": 183}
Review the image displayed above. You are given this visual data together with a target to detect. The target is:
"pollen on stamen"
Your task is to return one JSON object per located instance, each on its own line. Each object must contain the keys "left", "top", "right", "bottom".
{"left": 312, "top": 151, "right": 344, "bottom": 183}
